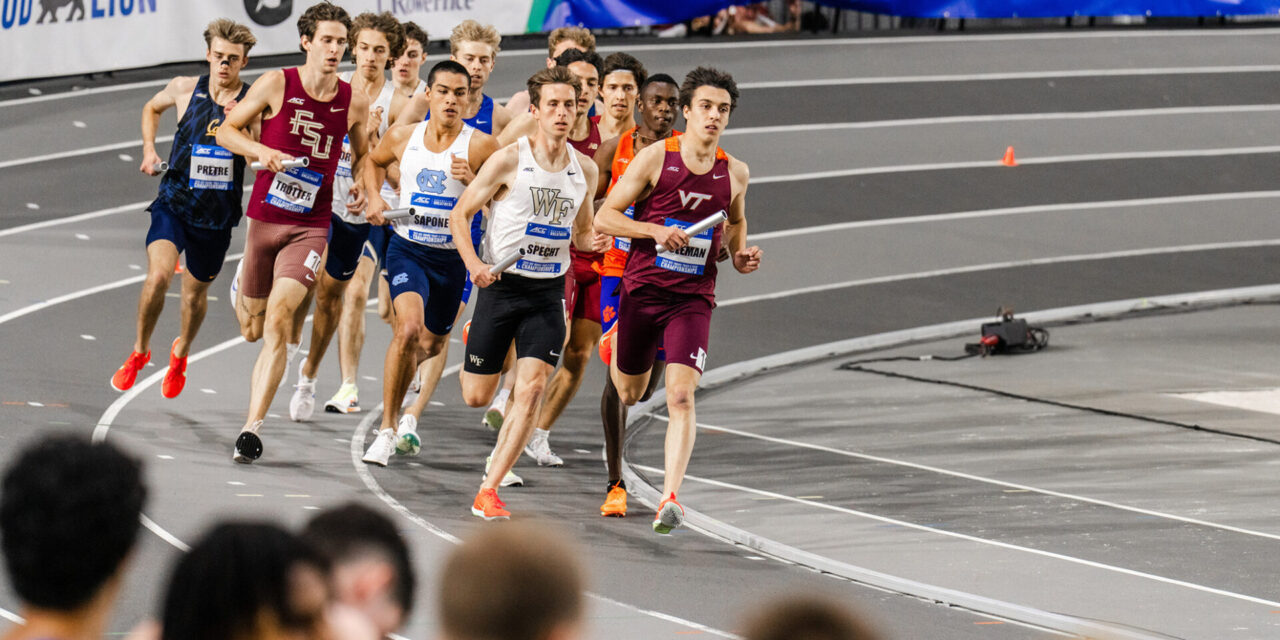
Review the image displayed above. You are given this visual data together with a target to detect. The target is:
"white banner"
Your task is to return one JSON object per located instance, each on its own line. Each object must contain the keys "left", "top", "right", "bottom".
{"left": 0, "top": 0, "right": 535, "bottom": 83}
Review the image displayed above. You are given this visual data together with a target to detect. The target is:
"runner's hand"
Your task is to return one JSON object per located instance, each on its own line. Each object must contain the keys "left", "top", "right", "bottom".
{"left": 651, "top": 224, "right": 689, "bottom": 252}
{"left": 733, "top": 246, "right": 762, "bottom": 274}
{"left": 450, "top": 153, "right": 475, "bottom": 185}
{"left": 365, "top": 195, "right": 388, "bottom": 226}
{"left": 366, "top": 107, "right": 384, "bottom": 143}
{"left": 256, "top": 148, "right": 291, "bottom": 173}
{"left": 591, "top": 231, "right": 612, "bottom": 253}
{"left": 346, "top": 183, "right": 367, "bottom": 214}
{"left": 140, "top": 149, "right": 164, "bottom": 176}
{"left": 471, "top": 267, "right": 498, "bottom": 288}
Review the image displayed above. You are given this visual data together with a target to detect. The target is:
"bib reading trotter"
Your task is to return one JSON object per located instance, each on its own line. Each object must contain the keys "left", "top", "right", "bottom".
{"left": 189, "top": 144, "right": 234, "bottom": 191}
{"left": 655, "top": 218, "right": 713, "bottom": 276}
{"left": 266, "top": 166, "right": 323, "bottom": 215}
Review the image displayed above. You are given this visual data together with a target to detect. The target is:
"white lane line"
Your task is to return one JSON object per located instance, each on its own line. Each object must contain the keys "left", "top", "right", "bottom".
{"left": 738, "top": 65, "right": 1280, "bottom": 89}
{"left": 0, "top": 252, "right": 242, "bottom": 327}
{"left": 349, "top": 392, "right": 739, "bottom": 640}
{"left": 0, "top": 136, "right": 173, "bottom": 170}
{"left": 0, "top": 186, "right": 250, "bottom": 239}
{"left": 636, "top": 465, "right": 1280, "bottom": 610}
{"left": 750, "top": 191, "right": 1280, "bottom": 241}
{"left": 653, "top": 416, "right": 1280, "bottom": 542}
{"left": 724, "top": 104, "right": 1280, "bottom": 136}
{"left": 719, "top": 239, "right": 1280, "bottom": 307}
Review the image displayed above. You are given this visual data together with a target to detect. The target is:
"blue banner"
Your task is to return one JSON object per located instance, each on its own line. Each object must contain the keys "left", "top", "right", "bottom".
{"left": 541, "top": 0, "right": 1280, "bottom": 25}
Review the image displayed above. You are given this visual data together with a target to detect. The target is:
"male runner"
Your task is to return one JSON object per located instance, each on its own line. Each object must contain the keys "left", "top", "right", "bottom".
{"left": 287, "top": 11, "right": 404, "bottom": 421}
{"left": 217, "top": 1, "right": 370, "bottom": 463}
{"left": 593, "top": 73, "right": 681, "bottom": 517}
{"left": 498, "top": 48, "right": 603, "bottom": 467}
{"left": 594, "top": 53, "right": 646, "bottom": 141}
{"left": 111, "top": 19, "right": 257, "bottom": 398}
{"left": 504, "top": 26, "right": 596, "bottom": 115}
{"left": 452, "top": 67, "right": 602, "bottom": 519}
{"left": 594, "top": 67, "right": 762, "bottom": 533}
{"left": 357, "top": 60, "right": 499, "bottom": 466}
{"left": 328, "top": 20, "right": 430, "bottom": 417}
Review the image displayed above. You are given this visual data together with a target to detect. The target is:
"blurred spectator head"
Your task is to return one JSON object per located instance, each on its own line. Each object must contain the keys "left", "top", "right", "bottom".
{"left": 301, "top": 503, "right": 415, "bottom": 636}
{"left": 160, "top": 522, "right": 329, "bottom": 640}
{"left": 740, "top": 595, "right": 881, "bottom": 640}
{"left": 0, "top": 435, "right": 145, "bottom": 612}
{"left": 680, "top": 66, "right": 739, "bottom": 115}
{"left": 439, "top": 522, "right": 585, "bottom": 640}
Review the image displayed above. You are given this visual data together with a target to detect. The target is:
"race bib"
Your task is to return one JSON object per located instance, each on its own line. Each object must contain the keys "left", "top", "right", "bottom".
{"left": 403, "top": 192, "right": 458, "bottom": 246}
{"left": 612, "top": 204, "right": 635, "bottom": 252}
{"left": 515, "top": 222, "right": 571, "bottom": 275}
{"left": 189, "top": 144, "right": 234, "bottom": 191}
{"left": 335, "top": 135, "right": 353, "bottom": 178}
{"left": 655, "top": 218, "right": 713, "bottom": 276}
{"left": 265, "top": 166, "right": 323, "bottom": 214}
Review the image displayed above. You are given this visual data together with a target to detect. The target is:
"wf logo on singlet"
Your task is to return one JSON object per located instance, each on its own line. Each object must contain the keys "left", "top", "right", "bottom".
{"left": 679, "top": 190, "right": 712, "bottom": 210}
{"left": 288, "top": 110, "right": 333, "bottom": 160}
{"left": 529, "top": 187, "right": 575, "bottom": 225}
{"left": 416, "top": 169, "right": 447, "bottom": 194}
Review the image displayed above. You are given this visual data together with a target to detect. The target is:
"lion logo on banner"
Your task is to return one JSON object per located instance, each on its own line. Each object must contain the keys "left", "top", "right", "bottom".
{"left": 36, "top": 0, "right": 86, "bottom": 23}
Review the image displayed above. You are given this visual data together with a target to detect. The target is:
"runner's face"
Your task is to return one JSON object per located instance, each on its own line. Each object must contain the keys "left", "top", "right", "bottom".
{"left": 683, "top": 85, "right": 732, "bottom": 140}
{"left": 567, "top": 61, "right": 599, "bottom": 114}
{"left": 638, "top": 82, "right": 678, "bottom": 136}
{"left": 451, "top": 41, "right": 495, "bottom": 91}
{"left": 206, "top": 37, "right": 248, "bottom": 85}
{"left": 533, "top": 83, "right": 578, "bottom": 139}
{"left": 303, "top": 21, "right": 348, "bottom": 73}
{"left": 352, "top": 29, "right": 391, "bottom": 80}
{"left": 394, "top": 38, "right": 425, "bottom": 85}
{"left": 428, "top": 71, "right": 471, "bottom": 126}
{"left": 601, "top": 70, "right": 638, "bottom": 120}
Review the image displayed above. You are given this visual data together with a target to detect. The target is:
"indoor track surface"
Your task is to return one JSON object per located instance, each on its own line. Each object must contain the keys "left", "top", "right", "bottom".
{"left": 5, "top": 27, "right": 1280, "bottom": 640}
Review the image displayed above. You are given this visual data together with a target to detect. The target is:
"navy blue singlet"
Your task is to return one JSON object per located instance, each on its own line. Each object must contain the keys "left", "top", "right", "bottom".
{"left": 154, "top": 75, "right": 249, "bottom": 229}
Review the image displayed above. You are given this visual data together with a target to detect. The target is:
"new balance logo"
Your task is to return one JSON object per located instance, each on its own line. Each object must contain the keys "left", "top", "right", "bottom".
{"left": 678, "top": 189, "right": 712, "bottom": 210}
{"left": 288, "top": 97, "right": 305, "bottom": 105}
{"left": 529, "top": 187, "right": 576, "bottom": 225}
{"left": 288, "top": 109, "right": 334, "bottom": 160}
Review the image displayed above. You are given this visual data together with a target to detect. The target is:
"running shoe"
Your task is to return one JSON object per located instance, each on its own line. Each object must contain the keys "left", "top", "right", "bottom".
{"left": 598, "top": 324, "right": 616, "bottom": 365}
{"left": 110, "top": 350, "right": 150, "bottom": 392}
{"left": 289, "top": 372, "right": 316, "bottom": 422}
{"left": 362, "top": 428, "right": 396, "bottom": 467}
{"left": 482, "top": 389, "right": 509, "bottom": 430}
{"left": 652, "top": 493, "right": 685, "bottom": 535}
{"left": 470, "top": 488, "right": 510, "bottom": 521}
{"left": 229, "top": 257, "right": 243, "bottom": 313}
{"left": 523, "top": 429, "right": 563, "bottom": 467}
{"left": 395, "top": 414, "right": 421, "bottom": 456}
{"left": 484, "top": 456, "right": 523, "bottom": 487}
{"left": 601, "top": 484, "right": 628, "bottom": 517}
{"left": 233, "top": 423, "right": 264, "bottom": 464}
{"left": 408, "top": 369, "right": 422, "bottom": 394}
{"left": 324, "top": 383, "right": 360, "bottom": 414}
{"left": 161, "top": 338, "right": 186, "bottom": 399}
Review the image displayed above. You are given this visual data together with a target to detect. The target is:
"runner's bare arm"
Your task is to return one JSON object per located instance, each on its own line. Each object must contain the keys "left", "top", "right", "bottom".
{"left": 450, "top": 145, "right": 518, "bottom": 286}
{"left": 466, "top": 131, "right": 501, "bottom": 177}
{"left": 490, "top": 102, "right": 513, "bottom": 135}
{"left": 217, "top": 70, "right": 287, "bottom": 170}
{"left": 363, "top": 123, "right": 413, "bottom": 225}
{"left": 593, "top": 134, "right": 621, "bottom": 199}
{"left": 572, "top": 158, "right": 602, "bottom": 252}
{"left": 495, "top": 112, "right": 536, "bottom": 148}
{"left": 724, "top": 157, "right": 760, "bottom": 274}
{"left": 392, "top": 93, "right": 429, "bottom": 127}
{"left": 594, "top": 144, "right": 687, "bottom": 251}
{"left": 139, "top": 76, "right": 192, "bottom": 175}
{"left": 506, "top": 89, "right": 530, "bottom": 116}
{"left": 345, "top": 91, "right": 373, "bottom": 213}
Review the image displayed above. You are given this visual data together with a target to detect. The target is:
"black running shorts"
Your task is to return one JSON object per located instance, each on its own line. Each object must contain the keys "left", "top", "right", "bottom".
{"left": 463, "top": 273, "right": 566, "bottom": 374}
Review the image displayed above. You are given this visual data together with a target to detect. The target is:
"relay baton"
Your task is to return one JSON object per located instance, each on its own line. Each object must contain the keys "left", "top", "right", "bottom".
{"left": 656, "top": 210, "right": 727, "bottom": 253}
{"left": 250, "top": 157, "right": 310, "bottom": 171}
{"left": 489, "top": 249, "right": 525, "bottom": 275}
{"left": 381, "top": 207, "right": 413, "bottom": 221}
{"left": 151, "top": 161, "right": 168, "bottom": 173}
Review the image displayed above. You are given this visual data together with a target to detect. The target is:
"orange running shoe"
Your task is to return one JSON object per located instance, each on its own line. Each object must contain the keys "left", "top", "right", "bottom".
{"left": 471, "top": 488, "right": 510, "bottom": 521}
{"left": 652, "top": 492, "right": 685, "bottom": 534}
{"left": 110, "top": 350, "right": 151, "bottom": 392}
{"left": 601, "top": 485, "right": 627, "bottom": 517}
{"left": 162, "top": 338, "right": 187, "bottom": 399}
{"left": 598, "top": 324, "right": 616, "bottom": 365}
{"left": 462, "top": 319, "right": 471, "bottom": 345}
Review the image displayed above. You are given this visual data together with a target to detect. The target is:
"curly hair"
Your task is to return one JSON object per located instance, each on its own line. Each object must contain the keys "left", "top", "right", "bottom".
{"left": 401, "top": 21, "right": 428, "bottom": 52}
{"left": 679, "top": 66, "right": 739, "bottom": 113}
{"left": 349, "top": 11, "right": 405, "bottom": 66}
{"left": 296, "top": 1, "right": 352, "bottom": 52}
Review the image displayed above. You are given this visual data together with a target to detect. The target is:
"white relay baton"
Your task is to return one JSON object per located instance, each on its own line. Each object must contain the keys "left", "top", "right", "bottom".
{"left": 656, "top": 210, "right": 727, "bottom": 253}
{"left": 151, "top": 161, "right": 169, "bottom": 173}
{"left": 489, "top": 249, "right": 525, "bottom": 275}
{"left": 381, "top": 207, "right": 414, "bottom": 221}
{"left": 250, "top": 157, "right": 310, "bottom": 171}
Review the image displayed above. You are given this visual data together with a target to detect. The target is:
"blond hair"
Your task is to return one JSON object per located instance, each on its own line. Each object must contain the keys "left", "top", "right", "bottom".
{"left": 203, "top": 18, "right": 256, "bottom": 54}
{"left": 546, "top": 26, "right": 594, "bottom": 57}
{"left": 449, "top": 19, "right": 501, "bottom": 56}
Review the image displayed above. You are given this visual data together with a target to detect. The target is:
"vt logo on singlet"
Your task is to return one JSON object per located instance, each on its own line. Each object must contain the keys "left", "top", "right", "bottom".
{"left": 679, "top": 189, "right": 712, "bottom": 210}
{"left": 288, "top": 110, "right": 334, "bottom": 160}
{"left": 529, "top": 187, "right": 575, "bottom": 225}
{"left": 416, "top": 169, "right": 447, "bottom": 194}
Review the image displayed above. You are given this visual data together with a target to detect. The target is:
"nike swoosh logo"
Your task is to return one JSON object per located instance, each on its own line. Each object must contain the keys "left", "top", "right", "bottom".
{"left": 331, "top": 107, "right": 345, "bottom": 112}
{"left": 475, "top": 119, "right": 489, "bottom": 124}
{"left": 550, "top": 350, "right": 561, "bottom": 357}
{"left": 195, "top": 93, "right": 208, "bottom": 98}
{"left": 713, "top": 174, "right": 726, "bottom": 179}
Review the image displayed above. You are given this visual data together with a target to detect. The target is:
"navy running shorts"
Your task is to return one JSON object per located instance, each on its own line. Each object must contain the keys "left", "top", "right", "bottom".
{"left": 145, "top": 199, "right": 233, "bottom": 282}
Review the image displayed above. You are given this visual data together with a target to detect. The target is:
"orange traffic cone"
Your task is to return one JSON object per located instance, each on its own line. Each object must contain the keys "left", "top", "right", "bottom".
{"left": 1001, "top": 146, "right": 1018, "bottom": 167}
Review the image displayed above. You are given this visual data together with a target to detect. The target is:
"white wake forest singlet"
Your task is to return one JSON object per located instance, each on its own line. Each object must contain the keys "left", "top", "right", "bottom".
{"left": 482, "top": 136, "right": 589, "bottom": 279}
{"left": 381, "top": 78, "right": 429, "bottom": 207}
{"left": 392, "top": 121, "right": 475, "bottom": 250}
{"left": 333, "top": 72, "right": 396, "bottom": 223}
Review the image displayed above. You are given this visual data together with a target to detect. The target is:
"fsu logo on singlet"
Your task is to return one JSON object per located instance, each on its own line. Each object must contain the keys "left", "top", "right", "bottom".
{"left": 288, "top": 110, "right": 334, "bottom": 160}
{"left": 529, "top": 187, "right": 575, "bottom": 225}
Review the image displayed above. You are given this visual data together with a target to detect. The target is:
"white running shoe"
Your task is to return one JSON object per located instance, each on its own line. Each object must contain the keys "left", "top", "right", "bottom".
{"left": 286, "top": 342, "right": 302, "bottom": 367}
{"left": 362, "top": 429, "right": 396, "bottom": 467}
{"left": 324, "top": 383, "right": 360, "bottom": 414}
{"left": 523, "top": 429, "right": 564, "bottom": 467}
{"left": 485, "top": 456, "right": 523, "bottom": 487}
{"left": 482, "top": 388, "right": 510, "bottom": 430}
{"left": 229, "top": 257, "right": 243, "bottom": 314}
{"left": 408, "top": 370, "right": 422, "bottom": 394}
{"left": 233, "top": 420, "right": 264, "bottom": 464}
{"left": 395, "top": 414, "right": 420, "bottom": 456}
{"left": 289, "top": 373, "right": 316, "bottom": 422}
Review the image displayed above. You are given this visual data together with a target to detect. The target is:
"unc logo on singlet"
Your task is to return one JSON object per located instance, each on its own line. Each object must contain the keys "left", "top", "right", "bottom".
{"left": 404, "top": 168, "right": 457, "bottom": 247}
{"left": 289, "top": 110, "right": 335, "bottom": 160}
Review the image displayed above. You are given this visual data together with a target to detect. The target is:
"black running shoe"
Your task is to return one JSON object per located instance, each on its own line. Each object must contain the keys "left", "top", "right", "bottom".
{"left": 233, "top": 431, "right": 263, "bottom": 464}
